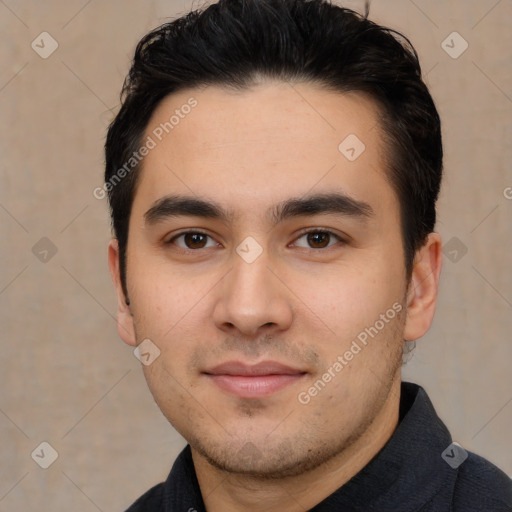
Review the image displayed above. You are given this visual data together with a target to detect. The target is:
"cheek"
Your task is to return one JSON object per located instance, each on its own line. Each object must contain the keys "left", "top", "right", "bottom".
{"left": 288, "top": 262, "right": 401, "bottom": 340}
{"left": 128, "top": 251, "right": 213, "bottom": 339}
{"left": 141, "top": 358, "right": 202, "bottom": 435}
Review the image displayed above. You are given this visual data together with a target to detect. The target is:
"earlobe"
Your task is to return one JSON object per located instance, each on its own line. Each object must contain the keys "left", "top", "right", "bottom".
{"left": 108, "top": 239, "right": 137, "bottom": 347}
{"left": 403, "top": 232, "right": 443, "bottom": 342}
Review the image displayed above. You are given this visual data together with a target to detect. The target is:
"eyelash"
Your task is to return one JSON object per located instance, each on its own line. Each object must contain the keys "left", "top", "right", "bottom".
{"left": 166, "top": 228, "right": 346, "bottom": 252}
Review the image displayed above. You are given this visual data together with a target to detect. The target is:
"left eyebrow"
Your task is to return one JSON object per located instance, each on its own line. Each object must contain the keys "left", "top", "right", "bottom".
{"left": 270, "top": 192, "right": 374, "bottom": 225}
{"left": 143, "top": 192, "right": 374, "bottom": 227}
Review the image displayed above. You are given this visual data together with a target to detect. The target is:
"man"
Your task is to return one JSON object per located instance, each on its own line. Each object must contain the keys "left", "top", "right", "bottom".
{"left": 104, "top": 0, "right": 512, "bottom": 510}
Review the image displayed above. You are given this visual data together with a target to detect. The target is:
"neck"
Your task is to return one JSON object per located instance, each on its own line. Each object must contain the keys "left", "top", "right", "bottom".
{"left": 192, "top": 377, "right": 401, "bottom": 512}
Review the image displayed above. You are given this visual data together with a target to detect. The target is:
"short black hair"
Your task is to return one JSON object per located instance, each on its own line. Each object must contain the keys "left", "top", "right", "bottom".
{"left": 105, "top": 0, "right": 443, "bottom": 298}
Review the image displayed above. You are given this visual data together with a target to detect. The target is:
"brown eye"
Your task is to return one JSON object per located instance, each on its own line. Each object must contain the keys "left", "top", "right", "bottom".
{"left": 307, "top": 232, "right": 331, "bottom": 248}
{"left": 168, "top": 231, "right": 217, "bottom": 250}
{"left": 183, "top": 233, "right": 208, "bottom": 249}
{"left": 293, "top": 230, "right": 343, "bottom": 250}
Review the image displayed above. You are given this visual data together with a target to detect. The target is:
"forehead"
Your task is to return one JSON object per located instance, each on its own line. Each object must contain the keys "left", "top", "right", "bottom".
{"left": 132, "top": 81, "right": 398, "bottom": 225}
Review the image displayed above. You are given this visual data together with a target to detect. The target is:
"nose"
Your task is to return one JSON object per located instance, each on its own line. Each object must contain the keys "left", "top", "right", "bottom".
{"left": 212, "top": 246, "right": 293, "bottom": 337}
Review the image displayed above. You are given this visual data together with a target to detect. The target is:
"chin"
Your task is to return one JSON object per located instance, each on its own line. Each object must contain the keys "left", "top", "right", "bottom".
{"left": 190, "top": 433, "right": 345, "bottom": 479}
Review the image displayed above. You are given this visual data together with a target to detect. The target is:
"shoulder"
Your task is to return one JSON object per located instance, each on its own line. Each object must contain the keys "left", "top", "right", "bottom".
{"left": 124, "top": 482, "right": 165, "bottom": 512}
{"left": 452, "top": 451, "right": 512, "bottom": 511}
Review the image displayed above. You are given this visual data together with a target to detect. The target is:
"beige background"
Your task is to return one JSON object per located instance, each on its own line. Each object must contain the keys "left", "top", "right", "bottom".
{"left": 1, "top": 0, "right": 511, "bottom": 510}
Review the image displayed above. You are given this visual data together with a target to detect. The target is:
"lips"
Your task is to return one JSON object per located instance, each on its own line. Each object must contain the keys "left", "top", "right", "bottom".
{"left": 203, "top": 361, "right": 307, "bottom": 398}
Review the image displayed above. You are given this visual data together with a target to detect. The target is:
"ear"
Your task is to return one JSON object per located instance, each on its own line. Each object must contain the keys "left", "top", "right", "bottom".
{"left": 108, "top": 239, "right": 137, "bottom": 347}
{"left": 403, "top": 232, "right": 443, "bottom": 341}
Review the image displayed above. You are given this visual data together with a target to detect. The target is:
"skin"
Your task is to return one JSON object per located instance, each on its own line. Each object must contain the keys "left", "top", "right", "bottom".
{"left": 108, "top": 81, "right": 442, "bottom": 512}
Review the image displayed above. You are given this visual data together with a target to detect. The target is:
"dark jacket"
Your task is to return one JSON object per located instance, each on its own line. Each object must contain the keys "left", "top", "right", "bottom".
{"left": 126, "top": 381, "right": 512, "bottom": 511}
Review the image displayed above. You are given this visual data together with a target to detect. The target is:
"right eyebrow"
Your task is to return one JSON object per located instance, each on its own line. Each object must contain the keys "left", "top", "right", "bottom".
{"left": 144, "top": 195, "right": 235, "bottom": 226}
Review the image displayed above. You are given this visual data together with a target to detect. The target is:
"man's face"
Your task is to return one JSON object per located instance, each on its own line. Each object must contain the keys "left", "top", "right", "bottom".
{"left": 113, "top": 82, "right": 413, "bottom": 477}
